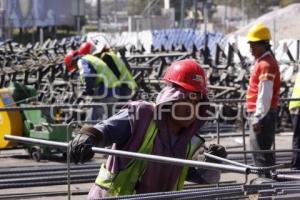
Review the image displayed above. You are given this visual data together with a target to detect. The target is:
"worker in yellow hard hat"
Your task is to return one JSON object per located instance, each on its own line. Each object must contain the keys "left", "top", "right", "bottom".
{"left": 246, "top": 23, "right": 281, "bottom": 177}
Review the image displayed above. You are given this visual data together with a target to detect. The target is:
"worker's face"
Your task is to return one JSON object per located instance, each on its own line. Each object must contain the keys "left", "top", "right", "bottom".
{"left": 249, "top": 42, "right": 267, "bottom": 58}
{"left": 171, "top": 92, "right": 202, "bottom": 128}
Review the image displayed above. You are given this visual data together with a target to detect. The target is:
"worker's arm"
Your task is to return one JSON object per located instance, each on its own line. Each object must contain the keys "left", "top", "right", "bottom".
{"left": 253, "top": 80, "right": 273, "bottom": 125}
{"left": 69, "top": 109, "right": 131, "bottom": 164}
{"left": 77, "top": 59, "right": 97, "bottom": 95}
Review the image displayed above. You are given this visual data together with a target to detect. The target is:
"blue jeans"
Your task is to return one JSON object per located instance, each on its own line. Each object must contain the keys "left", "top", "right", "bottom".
{"left": 249, "top": 109, "right": 277, "bottom": 169}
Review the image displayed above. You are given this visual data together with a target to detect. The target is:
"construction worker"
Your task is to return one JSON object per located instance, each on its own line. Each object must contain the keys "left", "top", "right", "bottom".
{"left": 69, "top": 59, "right": 227, "bottom": 198}
{"left": 64, "top": 42, "right": 137, "bottom": 120}
{"left": 79, "top": 40, "right": 137, "bottom": 100}
{"left": 246, "top": 23, "right": 281, "bottom": 176}
{"left": 289, "top": 71, "right": 300, "bottom": 169}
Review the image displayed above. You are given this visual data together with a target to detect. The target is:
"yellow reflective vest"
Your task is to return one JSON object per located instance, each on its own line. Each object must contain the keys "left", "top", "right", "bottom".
{"left": 95, "top": 120, "right": 205, "bottom": 196}
{"left": 82, "top": 53, "right": 137, "bottom": 90}
{"left": 289, "top": 72, "right": 300, "bottom": 110}
{"left": 103, "top": 52, "right": 137, "bottom": 90}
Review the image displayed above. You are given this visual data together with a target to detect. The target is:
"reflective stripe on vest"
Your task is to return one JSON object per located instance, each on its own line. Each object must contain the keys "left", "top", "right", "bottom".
{"left": 289, "top": 73, "right": 300, "bottom": 110}
{"left": 95, "top": 120, "right": 158, "bottom": 196}
{"left": 83, "top": 55, "right": 120, "bottom": 88}
{"left": 174, "top": 134, "right": 205, "bottom": 190}
{"left": 104, "top": 52, "right": 137, "bottom": 90}
{"left": 95, "top": 121, "right": 205, "bottom": 196}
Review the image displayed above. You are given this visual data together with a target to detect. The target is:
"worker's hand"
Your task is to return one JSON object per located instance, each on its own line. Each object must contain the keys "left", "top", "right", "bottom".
{"left": 69, "top": 133, "right": 97, "bottom": 164}
{"left": 204, "top": 144, "right": 227, "bottom": 163}
{"left": 252, "top": 122, "right": 262, "bottom": 133}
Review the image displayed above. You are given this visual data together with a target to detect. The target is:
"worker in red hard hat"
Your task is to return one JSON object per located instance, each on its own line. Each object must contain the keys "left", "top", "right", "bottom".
{"left": 69, "top": 59, "right": 227, "bottom": 198}
{"left": 78, "top": 36, "right": 137, "bottom": 100}
{"left": 78, "top": 41, "right": 93, "bottom": 55}
{"left": 64, "top": 39, "right": 137, "bottom": 120}
{"left": 64, "top": 50, "right": 81, "bottom": 73}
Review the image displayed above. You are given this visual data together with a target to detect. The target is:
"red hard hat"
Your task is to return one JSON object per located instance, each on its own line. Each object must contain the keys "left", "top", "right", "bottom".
{"left": 163, "top": 59, "right": 208, "bottom": 94}
{"left": 64, "top": 50, "right": 78, "bottom": 72}
{"left": 78, "top": 41, "right": 93, "bottom": 55}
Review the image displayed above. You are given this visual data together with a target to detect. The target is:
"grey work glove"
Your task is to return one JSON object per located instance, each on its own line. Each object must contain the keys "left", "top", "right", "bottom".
{"left": 204, "top": 144, "right": 227, "bottom": 163}
{"left": 69, "top": 133, "right": 96, "bottom": 164}
{"left": 69, "top": 127, "right": 104, "bottom": 164}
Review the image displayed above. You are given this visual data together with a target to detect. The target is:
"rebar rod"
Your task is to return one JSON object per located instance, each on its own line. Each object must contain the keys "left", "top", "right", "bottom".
{"left": 0, "top": 190, "right": 88, "bottom": 200}
{"left": 0, "top": 169, "right": 99, "bottom": 179}
{"left": 101, "top": 185, "right": 243, "bottom": 200}
{"left": 276, "top": 169, "right": 300, "bottom": 174}
{"left": 276, "top": 174, "right": 300, "bottom": 181}
{"left": 0, "top": 163, "right": 100, "bottom": 174}
{"left": 0, "top": 177, "right": 95, "bottom": 189}
{"left": 0, "top": 97, "right": 299, "bottom": 111}
{"left": 124, "top": 189, "right": 244, "bottom": 200}
{"left": 0, "top": 173, "right": 97, "bottom": 184}
{"left": 4, "top": 135, "right": 250, "bottom": 174}
{"left": 227, "top": 149, "right": 300, "bottom": 154}
{"left": 204, "top": 152, "right": 284, "bottom": 174}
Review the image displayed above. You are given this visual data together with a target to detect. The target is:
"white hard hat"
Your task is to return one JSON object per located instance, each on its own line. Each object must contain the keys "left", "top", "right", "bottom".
{"left": 86, "top": 33, "right": 110, "bottom": 55}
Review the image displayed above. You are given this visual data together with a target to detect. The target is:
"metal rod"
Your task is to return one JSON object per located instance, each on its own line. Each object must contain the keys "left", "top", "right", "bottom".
{"left": 0, "top": 169, "right": 98, "bottom": 179}
{"left": 217, "top": 115, "right": 220, "bottom": 144}
{"left": 276, "top": 174, "right": 300, "bottom": 181}
{"left": 228, "top": 149, "right": 300, "bottom": 154}
{"left": 4, "top": 135, "right": 249, "bottom": 174}
{"left": 102, "top": 185, "right": 243, "bottom": 200}
{"left": 203, "top": 153, "right": 283, "bottom": 172}
{"left": 202, "top": 132, "right": 249, "bottom": 139}
{"left": 0, "top": 177, "right": 95, "bottom": 189}
{"left": 0, "top": 103, "right": 113, "bottom": 112}
{"left": 204, "top": 152, "right": 250, "bottom": 168}
{"left": 0, "top": 163, "right": 99, "bottom": 174}
{"left": 241, "top": 105, "right": 247, "bottom": 165}
{"left": 1, "top": 98, "right": 300, "bottom": 112}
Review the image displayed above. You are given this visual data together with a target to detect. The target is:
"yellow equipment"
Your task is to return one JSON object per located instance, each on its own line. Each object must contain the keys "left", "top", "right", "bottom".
{"left": 0, "top": 88, "right": 23, "bottom": 148}
{"left": 247, "top": 22, "right": 271, "bottom": 42}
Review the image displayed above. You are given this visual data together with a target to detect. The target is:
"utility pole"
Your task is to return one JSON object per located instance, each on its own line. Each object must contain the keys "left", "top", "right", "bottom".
{"left": 193, "top": 0, "right": 197, "bottom": 30}
{"left": 241, "top": 0, "right": 245, "bottom": 27}
{"left": 114, "top": 0, "right": 117, "bottom": 31}
{"left": 164, "top": 0, "right": 170, "bottom": 9}
{"left": 224, "top": 0, "right": 228, "bottom": 34}
{"left": 97, "top": 0, "right": 101, "bottom": 31}
{"left": 204, "top": 0, "right": 208, "bottom": 46}
{"left": 180, "top": 0, "right": 185, "bottom": 28}
{"left": 76, "top": 0, "right": 81, "bottom": 34}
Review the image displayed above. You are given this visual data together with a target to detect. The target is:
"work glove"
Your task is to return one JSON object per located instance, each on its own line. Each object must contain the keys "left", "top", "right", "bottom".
{"left": 69, "top": 133, "right": 98, "bottom": 164}
{"left": 204, "top": 144, "right": 227, "bottom": 163}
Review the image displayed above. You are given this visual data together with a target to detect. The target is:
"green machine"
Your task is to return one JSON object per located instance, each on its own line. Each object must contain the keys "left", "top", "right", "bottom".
{"left": 8, "top": 82, "right": 73, "bottom": 161}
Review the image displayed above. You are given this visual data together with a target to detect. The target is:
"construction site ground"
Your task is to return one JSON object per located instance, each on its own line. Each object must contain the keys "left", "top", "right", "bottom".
{"left": 0, "top": 130, "right": 293, "bottom": 200}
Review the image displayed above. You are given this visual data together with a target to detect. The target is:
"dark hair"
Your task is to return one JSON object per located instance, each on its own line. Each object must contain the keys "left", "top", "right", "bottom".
{"left": 263, "top": 41, "right": 276, "bottom": 60}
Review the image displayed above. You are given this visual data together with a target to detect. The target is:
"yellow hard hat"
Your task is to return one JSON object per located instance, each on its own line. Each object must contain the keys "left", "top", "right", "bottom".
{"left": 247, "top": 23, "right": 271, "bottom": 42}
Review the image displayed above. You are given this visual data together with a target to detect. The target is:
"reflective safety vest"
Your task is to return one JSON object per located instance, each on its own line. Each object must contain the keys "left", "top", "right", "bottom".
{"left": 95, "top": 120, "right": 205, "bottom": 196}
{"left": 289, "top": 72, "right": 300, "bottom": 110}
{"left": 103, "top": 52, "right": 137, "bottom": 90}
{"left": 82, "top": 54, "right": 119, "bottom": 89}
{"left": 82, "top": 53, "right": 137, "bottom": 90}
